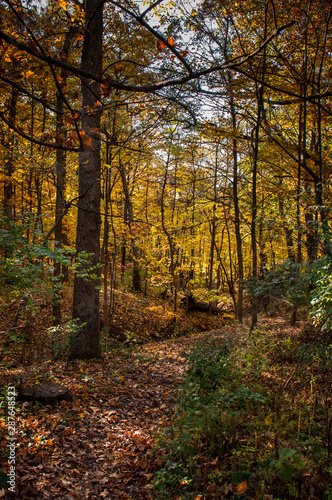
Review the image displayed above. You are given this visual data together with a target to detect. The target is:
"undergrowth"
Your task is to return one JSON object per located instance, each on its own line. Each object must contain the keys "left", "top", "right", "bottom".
{"left": 152, "top": 328, "right": 332, "bottom": 499}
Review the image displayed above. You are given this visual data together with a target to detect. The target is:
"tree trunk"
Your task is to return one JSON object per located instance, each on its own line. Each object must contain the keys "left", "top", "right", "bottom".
{"left": 208, "top": 143, "right": 219, "bottom": 290}
{"left": 53, "top": 29, "right": 75, "bottom": 325}
{"left": 3, "top": 88, "right": 18, "bottom": 220}
{"left": 250, "top": 118, "right": 260, "bottom": 333}
{"left": 249, "top": 5, "right": 269, "bottom": 334}
{"left": 71, "top": 0, "right": 103, "bottom": 360}
{"left": 119, "top": 161, "right": 141, "bottom": 291}
{"left": 278, "top": 181, "right": 295, "bottom": 261}
{"left": 231, "top": 101, "right": 244, "bottom": 322}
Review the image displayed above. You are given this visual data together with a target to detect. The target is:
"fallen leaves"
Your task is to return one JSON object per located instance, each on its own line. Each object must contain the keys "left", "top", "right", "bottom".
{"left": 237, "top": 480, "right": 248, "bottom": 494}
{"left": 0, "top": 291, "right": 237, "bottom": 498}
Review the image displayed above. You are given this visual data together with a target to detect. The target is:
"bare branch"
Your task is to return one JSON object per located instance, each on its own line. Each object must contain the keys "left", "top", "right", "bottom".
{"left": 0, "top": 20, "right": 296, "bottom": 92}
{"left": 0, "top": 111, "right": 79, "bottom": 152}
{"left": 0, "top": 74, "right": 58, "bottom": 113}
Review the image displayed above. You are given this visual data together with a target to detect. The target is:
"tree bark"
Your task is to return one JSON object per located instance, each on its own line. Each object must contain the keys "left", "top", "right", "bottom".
{"left": 230, "top": 94, "right": 244, "bottom": 322}
{"left": 53, "top": 29, "right": 75, "bottom": 325}
{"left": 3, "top": 88, "right": 18, "bottom": 220}
{"left": 119, "top": 160, "right": 141, "bottom": 291}
{"left": 71, "top": 0, "right": 103, "bottom": 360}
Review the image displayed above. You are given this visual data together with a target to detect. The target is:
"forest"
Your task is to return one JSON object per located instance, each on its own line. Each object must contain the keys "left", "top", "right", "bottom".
{"left": 0, "top": 0, "right": 332, "bottom": 498}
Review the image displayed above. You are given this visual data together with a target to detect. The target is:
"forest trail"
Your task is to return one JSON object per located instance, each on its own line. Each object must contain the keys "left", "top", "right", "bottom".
{"left": 14, "top": 328, "right": 240, "bottom": 500}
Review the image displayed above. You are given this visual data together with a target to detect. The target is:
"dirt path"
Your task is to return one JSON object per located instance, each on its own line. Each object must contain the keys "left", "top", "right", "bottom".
{"left": 15, "top": 330, "right": 235, "bottom": 499}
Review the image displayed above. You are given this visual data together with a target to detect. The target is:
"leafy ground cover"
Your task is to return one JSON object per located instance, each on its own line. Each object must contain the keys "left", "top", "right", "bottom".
{"left": 0, "top": 291, "right": 331, "bottom": 499}
{"left": 153, "top": 319, "right": 332, "bottom": 499}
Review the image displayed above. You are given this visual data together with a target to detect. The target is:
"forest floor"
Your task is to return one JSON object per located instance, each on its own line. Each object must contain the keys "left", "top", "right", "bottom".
{"left": 0, "top": 290, "right": 330, "bottom": 499}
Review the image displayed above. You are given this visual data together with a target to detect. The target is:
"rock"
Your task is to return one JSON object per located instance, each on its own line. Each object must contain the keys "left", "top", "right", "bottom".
{"left": 18, "top": 381, "right": 72, "bottom": 406}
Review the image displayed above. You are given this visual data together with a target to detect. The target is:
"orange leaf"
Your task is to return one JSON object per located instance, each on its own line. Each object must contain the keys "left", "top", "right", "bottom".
{"left": 180, "top": 49, "right": 188, "bottom": 57}
{"left": 64, "top": 113, "right": 74, "bottom": 125}
{"left": 167, "top": 36, "right": 176, "bottom": 46}
{"left": 156, "top": 40, "right": 167, "bottom": 51}
{"left": 84, "top": 137, "right": 94, "bottom": 150}
{"left": 114, "top": 63, "right": 124, "bottom": 72}
{"left": 64, "top": 111, "right": 80, "bottom": 125}
{"left": 79, "top": 130, "right": 86, "bottom": 140}
{"left": 69, "top": 131, "right": 79, "bottom": 141}
{"left": 237, "top": 481, "right": 248, "bottom": 494}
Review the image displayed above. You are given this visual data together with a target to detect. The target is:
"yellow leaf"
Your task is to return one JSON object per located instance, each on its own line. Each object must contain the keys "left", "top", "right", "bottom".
{"left": 57, "top": 0, "right": 68, "bottom": 9}
{"left": 237, "top": 481, "right": 247, "bottom": 494}
{"left": 26, "top": 70, "right": 34, "bottom": 79}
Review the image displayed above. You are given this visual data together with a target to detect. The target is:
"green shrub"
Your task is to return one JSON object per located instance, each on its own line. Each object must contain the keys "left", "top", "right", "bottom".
{"left": 309, "top": 256, "right": 332, "bottom": 332}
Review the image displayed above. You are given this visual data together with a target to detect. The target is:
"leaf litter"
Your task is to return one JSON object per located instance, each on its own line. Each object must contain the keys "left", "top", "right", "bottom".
{"left": 1, "top": 323, "right": 234, "bottom": 499}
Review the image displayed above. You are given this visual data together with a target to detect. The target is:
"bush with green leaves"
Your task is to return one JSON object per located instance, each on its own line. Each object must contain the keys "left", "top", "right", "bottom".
{"left": 245, "top": 259, "right": 313, "bottom": 314}
{"left": 0, "top": 213, "right": 101, "bottom": 305}
{"left": 309, "top": 256, "right": 332, "bottom": 332}
{"left": 154, "top": 341, "right": 268, "bottom": 498}
{"left": 184, "top": 342, "right": 229, "bottom": 394}
{"left": 153, "top": 332, "right": 332, "bottom": 500}
{"left": 0, "top": 213, "right": 70, "bottom": 303}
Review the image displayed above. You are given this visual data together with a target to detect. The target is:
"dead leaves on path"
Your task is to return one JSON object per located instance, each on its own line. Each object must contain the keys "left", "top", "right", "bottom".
{"left": 1, "top": 334, "right": 219, "bottom": 499}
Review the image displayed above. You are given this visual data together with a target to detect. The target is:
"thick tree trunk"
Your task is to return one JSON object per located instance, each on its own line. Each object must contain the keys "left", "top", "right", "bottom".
{"left": 71, "top": 0, "right": 103, "bottom": 360}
